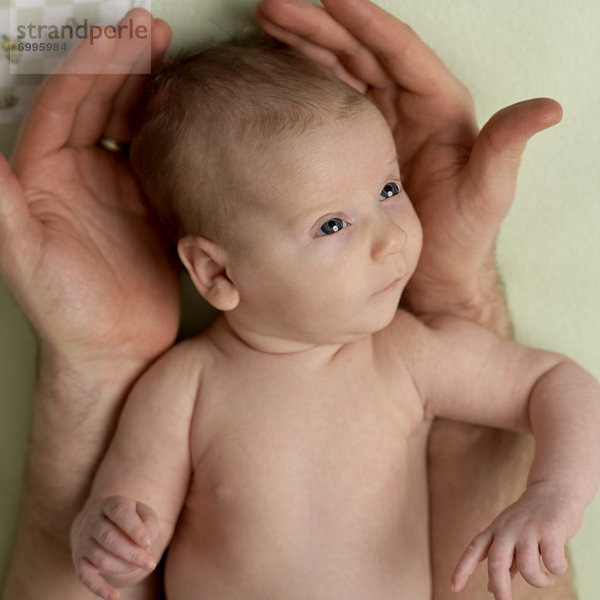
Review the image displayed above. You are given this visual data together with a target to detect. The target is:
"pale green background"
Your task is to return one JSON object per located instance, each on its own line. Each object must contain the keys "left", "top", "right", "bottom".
{"left": 1, "top": 0, "right": 599, "bottom": 597}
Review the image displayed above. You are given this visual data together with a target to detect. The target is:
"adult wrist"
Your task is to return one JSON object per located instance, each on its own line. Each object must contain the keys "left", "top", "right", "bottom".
{"left": 24, "top": 341, "right": 160, "bottom": 539}
{"left": 402, "top": 269, "right": 513, "bottom": 338}
{"left": 36, "top": 338, "right": 160, "bottom": 401}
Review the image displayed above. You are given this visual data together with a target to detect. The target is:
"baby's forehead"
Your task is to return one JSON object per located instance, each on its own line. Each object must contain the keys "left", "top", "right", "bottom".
{"left": 217, "top": 99, "right": 395, "bottom": 200}
{"left": 233, "top": 116, "right": 396, "bottom": 215}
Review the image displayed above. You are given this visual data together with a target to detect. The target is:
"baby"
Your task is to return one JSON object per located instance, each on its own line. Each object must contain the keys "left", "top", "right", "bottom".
{"left": 70, "top": 38, "right": 600, "bottom": 600}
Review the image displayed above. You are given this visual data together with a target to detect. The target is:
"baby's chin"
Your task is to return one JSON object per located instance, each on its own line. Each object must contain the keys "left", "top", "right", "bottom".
{"left": 302, "top": 306, "right": 402, "bottom": 346}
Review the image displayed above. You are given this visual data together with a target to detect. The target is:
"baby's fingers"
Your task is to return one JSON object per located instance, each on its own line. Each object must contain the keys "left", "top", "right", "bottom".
{"left": 103, "top": 496, "right": 158, "bottom": 548}
{"left": 487, "top": 537, "right": 517, "bottom": 600}
{"left": 540, "top": 535, "right": 568, "bottom": 575}
{"left": 515, "top": 535, "right": 554, "bottom": 588}
{"left": 451, "top": 531, "right": 492, "bottom": 592}
{"left": 92, "top": 520, "right": 156, "bottom": 571}
{"left": 76, "top": 558, "right": 120, "bottom": 600}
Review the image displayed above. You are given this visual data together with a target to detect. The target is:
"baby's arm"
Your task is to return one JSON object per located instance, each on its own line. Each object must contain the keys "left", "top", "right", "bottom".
{"left": 70, "top": 341, "right": 202, "bottom": 600}
{"left": 402, "top": 314, "right": 600, "bottom": 600}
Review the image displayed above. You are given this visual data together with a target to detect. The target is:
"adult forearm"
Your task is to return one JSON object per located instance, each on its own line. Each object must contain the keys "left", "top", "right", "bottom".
{"left": 1, "top": 344, "right": 154, "bottom": 600}
{"left": 25, "top": 345, "right": 150, "bottom": 531}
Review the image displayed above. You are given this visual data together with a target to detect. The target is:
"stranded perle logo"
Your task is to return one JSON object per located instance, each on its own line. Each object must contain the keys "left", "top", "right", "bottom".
{"left": 15, "top": 18, "right": 149, "bottom": 46}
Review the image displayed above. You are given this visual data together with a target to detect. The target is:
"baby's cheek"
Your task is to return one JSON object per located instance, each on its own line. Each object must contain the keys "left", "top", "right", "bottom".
{"left": 407, "top": 218, "right": 424, "bottom": 266}
{"left": 310, "top": 230, "right": 353, "bottom": 261}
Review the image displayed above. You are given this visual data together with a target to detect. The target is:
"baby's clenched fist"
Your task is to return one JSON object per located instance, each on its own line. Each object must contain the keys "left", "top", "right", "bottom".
{"left": 71, "top": 495, "right": 160, "bottom": 600}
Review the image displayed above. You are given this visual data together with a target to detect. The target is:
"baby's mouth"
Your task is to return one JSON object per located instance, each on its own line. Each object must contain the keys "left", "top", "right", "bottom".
{"left": 373, "top": 276, "right": 404, "bottom": 297}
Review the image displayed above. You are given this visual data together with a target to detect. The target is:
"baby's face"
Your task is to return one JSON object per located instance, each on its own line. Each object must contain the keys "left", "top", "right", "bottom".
{"left": 225, "top": 104, "right": 423, "bottom": 345}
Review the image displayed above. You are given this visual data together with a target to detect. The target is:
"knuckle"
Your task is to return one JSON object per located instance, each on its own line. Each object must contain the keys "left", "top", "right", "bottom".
{"left": 543, "top": 527, "right": 566, "bottom": 546}
{"left": 94, "top": 552, "right": 114, "bottom": 572}
{"left": 517, "top": 536, "right": 537, "bottom": 554}
{"left": 88, "top": 545, "right": 113, "bottom": 572}
{"left": 130, "top": 549, "right": 147, "bottom": 565}
{"left": 398, "top": 22, "right": 415, "bottom": 37}
{"left": 108, "top": 498, "right": 132, "bottom": 522}
{"left": 132, "top": 523, "right": 147, "bottom": 539}
{"left": 464, "top": 541, "right": 479, "bottom": 556}
{"left": 458, "top": 82, "right": 474, "bottom": 107}
{"left": 488, "top": 558, "right": 506, "bottom": 574}
{"left": 339, "top": 42, "right": 363, "bottom": 61}
{"left": 522, "top": 520, "right": 540, "bottom": 537}
{"left": 97, "top": 527, "right": 118, "bottom": 548}
{"left": 487, "top": 552, "right": 509, "bottom": 574}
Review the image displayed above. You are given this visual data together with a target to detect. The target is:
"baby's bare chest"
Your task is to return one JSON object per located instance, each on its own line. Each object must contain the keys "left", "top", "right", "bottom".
{"left": 187, "top": 352, "right": 428, "bottom": 517}
{"left": 166, "top": 339, "right": 432, "bottom": 599}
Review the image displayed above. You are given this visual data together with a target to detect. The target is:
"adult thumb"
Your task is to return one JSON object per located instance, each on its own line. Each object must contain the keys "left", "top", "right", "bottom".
{"left": 463, "top": 98, "right": 563, "bottom": 220}
{"left": 0, "top": 153, "right": 41, "bottom": 285}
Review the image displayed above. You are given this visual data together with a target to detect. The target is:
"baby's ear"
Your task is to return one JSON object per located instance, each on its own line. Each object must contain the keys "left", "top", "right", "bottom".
{"left": 177, "top": 236, "right": 240, "bottom": 311}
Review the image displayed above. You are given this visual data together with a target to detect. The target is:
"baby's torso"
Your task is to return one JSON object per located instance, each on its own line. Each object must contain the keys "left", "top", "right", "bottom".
{"left": 165, "top": 316, "right": 432, "bottom": 600}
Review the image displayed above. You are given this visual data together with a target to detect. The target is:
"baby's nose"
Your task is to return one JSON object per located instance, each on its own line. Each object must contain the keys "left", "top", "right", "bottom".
{"left": 371, "top": 219, "right": 407, "bottom": 262}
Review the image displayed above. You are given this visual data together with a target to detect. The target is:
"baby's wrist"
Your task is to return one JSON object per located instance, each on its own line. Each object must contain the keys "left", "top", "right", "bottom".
{"left": 525, "top": 481, "right": 587, "bottom": 530}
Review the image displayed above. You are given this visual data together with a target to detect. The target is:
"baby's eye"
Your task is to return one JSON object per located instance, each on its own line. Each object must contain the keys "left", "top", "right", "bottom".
{"left": 379, "top": 181, "right": 402, "bottom": 201}
{"left": 317, "top": 217, "right": 348, "bottom": 236}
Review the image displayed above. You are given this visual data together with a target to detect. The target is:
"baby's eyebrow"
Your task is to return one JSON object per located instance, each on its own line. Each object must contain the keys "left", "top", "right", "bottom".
{"left": 386, "top": 153, "right": 401, "bottom": 173}
{"left": 286, "top": 202, "right": 332, "bottom": 230}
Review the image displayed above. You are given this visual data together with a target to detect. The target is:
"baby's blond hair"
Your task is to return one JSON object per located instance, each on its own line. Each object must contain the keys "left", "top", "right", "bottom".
{"left": 131, "top": 36, "right": 369, "bottom": 245}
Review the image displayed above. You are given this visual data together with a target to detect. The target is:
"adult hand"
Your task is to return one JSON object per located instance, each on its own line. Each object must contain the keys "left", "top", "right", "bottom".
{"left": 254, "top": 0, "right": 562, "bottom": 319}
{"left": 0, "top": 13, "right": 178, "bottom": 600}
{"left": 0, "top": 9, "right": 179, "bottom": 372}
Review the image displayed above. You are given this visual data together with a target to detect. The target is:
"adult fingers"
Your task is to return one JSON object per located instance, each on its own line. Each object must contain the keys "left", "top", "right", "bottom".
{"left": 256, "top": 0, "right": 391, "bottom": 91}
{"left": 461, "top": 98, "right": 563, "bottom": 223}
{"left": 254, "top": 4, "right": 367, "bottom": 92}
{"left": 68, "top": 8, "right": 153, "bottom": 147}
{"left": 0, "top": 154, "right": 42, "bottom": 282}
{"left": 0, "top": 154, "right": 36, "bottom": 241}
{"left": 149, "top": 18, "right": 173, "bottom": 65}
{"left": 103, "top": 18, "right": 173, "bottom": 142}
{"left": 262, "top": 0, "right": 461, "bottom": 96}
{"left": 11, "top": 26, "right": 116, "bottom": 168}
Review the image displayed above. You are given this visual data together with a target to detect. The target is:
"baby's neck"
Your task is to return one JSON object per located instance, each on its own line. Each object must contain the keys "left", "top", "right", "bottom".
{"left": 211, "top": 313, "right": 351, "bottom": 365}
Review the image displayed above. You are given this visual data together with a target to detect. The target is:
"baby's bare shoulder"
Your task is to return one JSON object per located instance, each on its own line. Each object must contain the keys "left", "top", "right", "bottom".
{"left": 376, "top": 310, "right": 489, "bottom": 376}
{"left": 369, "top": 310, "right": 435, "bottom": 379}
{"left": 383, "top": 310, "right": 492, "bottom": 351}
{"left": 141, "top": 331, "right": 219, "bottom": 391}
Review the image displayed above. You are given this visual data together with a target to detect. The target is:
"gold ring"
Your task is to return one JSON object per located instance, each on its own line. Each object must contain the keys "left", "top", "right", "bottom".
{"left": 98, "top": 136, "right": 129, "bottom": 153}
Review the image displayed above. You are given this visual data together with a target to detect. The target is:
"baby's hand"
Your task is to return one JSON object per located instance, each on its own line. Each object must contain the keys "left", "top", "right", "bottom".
{"left": 451, "top": 484, "right": 579, "bottom": 600}
{"left": 72, "top": 495, "right": 160, "bottom": 600}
